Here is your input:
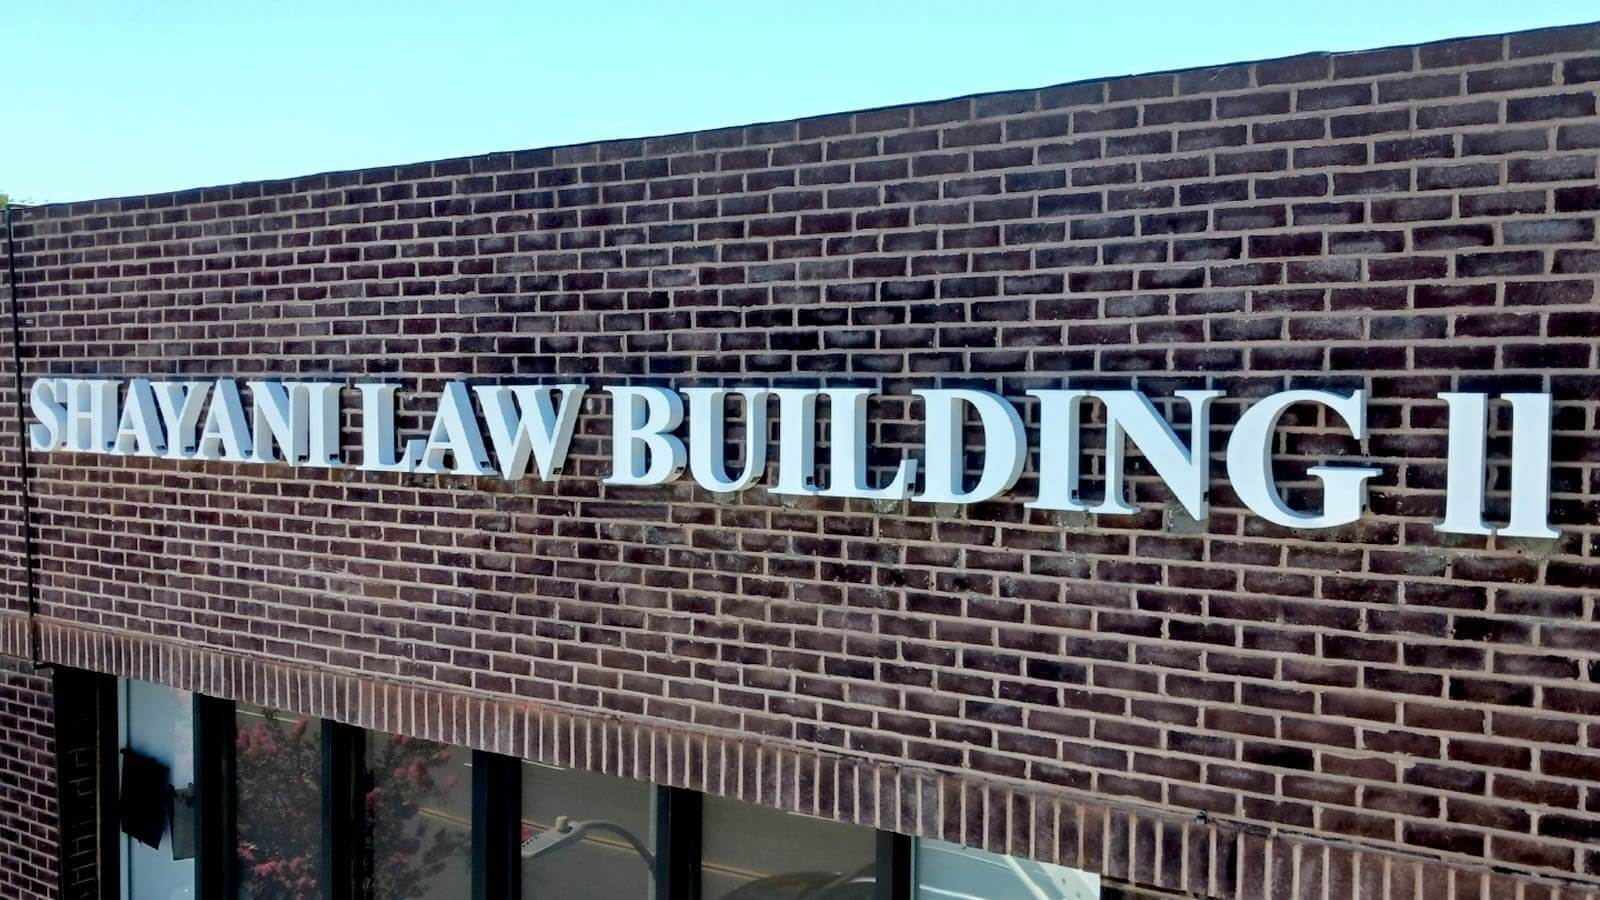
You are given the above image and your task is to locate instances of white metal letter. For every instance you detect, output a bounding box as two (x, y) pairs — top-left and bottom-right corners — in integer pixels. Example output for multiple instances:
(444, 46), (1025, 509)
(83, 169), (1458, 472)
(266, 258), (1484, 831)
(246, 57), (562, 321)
(819, 388), (915, 501)
(357, 383), (421, 473)
(1091, 390), (1220, 519)
(1225, 390), (1380, 529)
(110, 379), (167, 457)
(194, 379), (253, 461)
(1027, 389), (1091, 512)
(605, 386), (685, 486)
(1501, 392), (1559, 539)
(914, 389), (1025, 505)
(27, 378), (66, 452)
(152, 381), (213, 461)
(770, 388), (821, 496)
(415, 381), (494, 476)
(301, 383), (344, 468)
(63, 379), (118, 453)
(1438, 392), (1491, 535)
(248, 381), (308, 465)
(473, 384), (587, 481)
(684, 387), (771, 493)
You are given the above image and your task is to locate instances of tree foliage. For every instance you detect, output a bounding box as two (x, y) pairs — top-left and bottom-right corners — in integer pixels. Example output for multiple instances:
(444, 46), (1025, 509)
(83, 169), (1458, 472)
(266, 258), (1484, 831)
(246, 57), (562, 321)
(234, 711), (467, 900)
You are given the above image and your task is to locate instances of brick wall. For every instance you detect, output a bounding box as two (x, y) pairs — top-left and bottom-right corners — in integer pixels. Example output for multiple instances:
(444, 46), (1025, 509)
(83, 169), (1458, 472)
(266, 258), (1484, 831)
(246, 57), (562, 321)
(6, 21), (1600, 897)
(51, 669), (109, 900)
(0, 659), (58, 899)
(2, 206), (55, 900)
(2, 208), (38, 653)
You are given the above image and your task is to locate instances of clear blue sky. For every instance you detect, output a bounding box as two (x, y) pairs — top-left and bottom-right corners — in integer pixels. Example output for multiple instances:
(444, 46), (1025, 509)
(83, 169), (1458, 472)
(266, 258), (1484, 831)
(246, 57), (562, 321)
(4, 1), (1594, 203)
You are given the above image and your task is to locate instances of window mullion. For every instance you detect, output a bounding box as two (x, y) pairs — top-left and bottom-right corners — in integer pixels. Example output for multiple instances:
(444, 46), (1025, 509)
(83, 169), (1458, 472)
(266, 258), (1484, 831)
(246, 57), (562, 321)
(875, 831), (913, 900)
(472, 751), (520, 900)
(322, 722), (365, 900)
(193, 695), (236, 900)
(652, 786), (701, 900)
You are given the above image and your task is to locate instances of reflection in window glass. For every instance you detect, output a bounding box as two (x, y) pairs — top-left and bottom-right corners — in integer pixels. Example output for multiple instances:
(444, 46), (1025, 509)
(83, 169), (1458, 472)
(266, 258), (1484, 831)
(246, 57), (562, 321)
(915, 838), (1099, 900)
(363, 734), (473, 900)
(518, 763), (654, 899)
(234, 704), (324, 900)
(121, 679), (196, 900)
(700, 795), (877, 899)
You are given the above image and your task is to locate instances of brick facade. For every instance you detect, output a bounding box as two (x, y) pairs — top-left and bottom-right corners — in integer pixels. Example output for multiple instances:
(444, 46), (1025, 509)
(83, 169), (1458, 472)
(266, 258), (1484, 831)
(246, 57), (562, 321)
(5, 21), (1600, 898)
(51, 668), (111, 900)
(0, 659), (58, 899)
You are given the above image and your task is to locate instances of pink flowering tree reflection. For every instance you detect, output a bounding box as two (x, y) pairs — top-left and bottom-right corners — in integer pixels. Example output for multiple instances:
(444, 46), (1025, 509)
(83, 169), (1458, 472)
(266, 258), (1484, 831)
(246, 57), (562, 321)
(235, 715), (466, 900)
(235, 712), (322, 900)
(363, 735), (468, 899)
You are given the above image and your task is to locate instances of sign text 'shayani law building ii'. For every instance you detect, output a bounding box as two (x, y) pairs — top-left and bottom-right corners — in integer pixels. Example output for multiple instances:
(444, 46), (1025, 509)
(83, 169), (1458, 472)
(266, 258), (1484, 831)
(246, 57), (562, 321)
(29, 377), (1559, 537)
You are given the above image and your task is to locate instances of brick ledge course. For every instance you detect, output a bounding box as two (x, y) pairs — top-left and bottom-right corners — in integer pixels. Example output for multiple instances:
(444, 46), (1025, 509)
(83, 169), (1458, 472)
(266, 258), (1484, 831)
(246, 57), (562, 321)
(10, 614), (1594, 899)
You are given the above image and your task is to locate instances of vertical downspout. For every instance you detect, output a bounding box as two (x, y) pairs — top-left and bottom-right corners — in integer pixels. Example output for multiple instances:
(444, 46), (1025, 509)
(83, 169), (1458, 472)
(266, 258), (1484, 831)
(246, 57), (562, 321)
(2, 204), (41, 665)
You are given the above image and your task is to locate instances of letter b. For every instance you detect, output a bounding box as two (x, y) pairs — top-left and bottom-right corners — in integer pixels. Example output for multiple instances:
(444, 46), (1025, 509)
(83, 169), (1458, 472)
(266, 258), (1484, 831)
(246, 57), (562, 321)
(605, 387), (686, 486)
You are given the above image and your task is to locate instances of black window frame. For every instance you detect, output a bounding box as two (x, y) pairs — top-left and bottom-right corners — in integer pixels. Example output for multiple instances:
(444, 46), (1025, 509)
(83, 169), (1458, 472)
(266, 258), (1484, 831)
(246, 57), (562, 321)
(193, 694), (236, 900)
(471, 750), (520, 900)
(112, 684), (918, 900)
(653, 786), (701, 900)
(52, 667), (120, 900)
(323, 720), (365, 900)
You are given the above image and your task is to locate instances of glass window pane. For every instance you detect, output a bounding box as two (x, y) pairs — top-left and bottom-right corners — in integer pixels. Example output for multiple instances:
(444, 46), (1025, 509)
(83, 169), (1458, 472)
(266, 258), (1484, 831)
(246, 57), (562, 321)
(518, 763), (653, 899)
(363, 734), (472, 900)
(700, 795), (877, 899)
(233, 704), (324, 900)
(915, 838), (1099, 900)
(121, 679), (196, 900)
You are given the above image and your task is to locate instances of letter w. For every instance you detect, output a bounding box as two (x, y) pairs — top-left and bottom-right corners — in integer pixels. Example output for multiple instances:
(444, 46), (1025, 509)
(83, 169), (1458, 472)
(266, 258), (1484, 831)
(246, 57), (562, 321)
(472, 385), (588, 480)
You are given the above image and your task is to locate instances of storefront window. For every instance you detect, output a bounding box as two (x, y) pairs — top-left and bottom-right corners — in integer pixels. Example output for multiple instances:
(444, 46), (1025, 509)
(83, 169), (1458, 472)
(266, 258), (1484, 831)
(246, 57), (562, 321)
(234, 704), (324, 899)
(915, 838), (1099, 899)
(518, 762), (654, 898)
(362, 734), (473, 900)
(700, 795), (877, 899)
(112, 679), (937, 900)
(120, 679), (196, 900)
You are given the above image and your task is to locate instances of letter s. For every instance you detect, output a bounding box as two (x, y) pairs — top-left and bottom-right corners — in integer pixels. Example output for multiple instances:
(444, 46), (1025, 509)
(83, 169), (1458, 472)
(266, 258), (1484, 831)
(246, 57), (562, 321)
(28, 378), (66, 451)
